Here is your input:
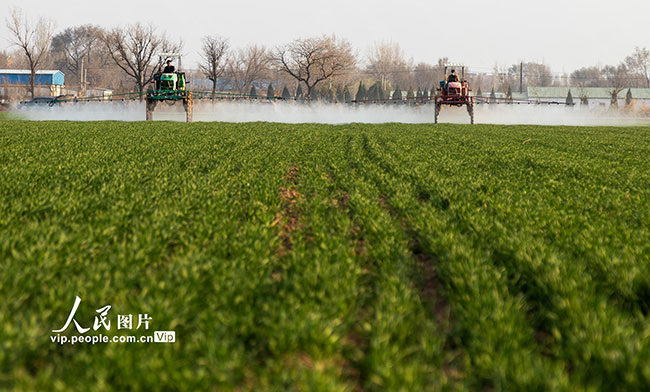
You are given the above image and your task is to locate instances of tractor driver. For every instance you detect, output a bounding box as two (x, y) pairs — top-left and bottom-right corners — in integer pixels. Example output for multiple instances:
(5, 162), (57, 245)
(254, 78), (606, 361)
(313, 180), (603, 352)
(447, 69), (459, 83)
(163, 60), (175, 74)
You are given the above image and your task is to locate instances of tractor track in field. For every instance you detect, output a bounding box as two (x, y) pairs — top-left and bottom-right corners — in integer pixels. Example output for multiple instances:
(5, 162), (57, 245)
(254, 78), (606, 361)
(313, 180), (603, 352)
(377, 194), (463, 382)
(272, 160), (373, 391)
(360, 133), (463, 381)
(331, 190), (367, 258)
(328, 185), (371, 391)
(268, 163), (369, 391)
(348, 131), (463, 382)
(376, 195), (451, 324)
(273, 164), (302, 259)
(370, 134), (571, 378)
(363, 137), (455, 331)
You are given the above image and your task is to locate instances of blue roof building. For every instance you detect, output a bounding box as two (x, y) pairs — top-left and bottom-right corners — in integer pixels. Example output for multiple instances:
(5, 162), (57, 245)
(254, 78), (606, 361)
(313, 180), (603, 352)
(0, 69), (65, 86)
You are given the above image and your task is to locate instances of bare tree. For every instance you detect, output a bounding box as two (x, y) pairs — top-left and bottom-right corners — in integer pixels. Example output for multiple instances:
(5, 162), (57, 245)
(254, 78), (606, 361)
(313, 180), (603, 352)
(0, 51), (12, 68)
(227, 45), (271, 93)
(526, 63), (553, 87)
(602, 64), (629, 106)
(199, 36), (229, 96)
(570, 66), (607, 88)
(101, 23), (181, 99)
(5, 7), (55, 98)
(274, 35), (356, 99)
(413, 62), (436, 90)
(625, 47), (650, 88)
(366, 41), (412, 90)
(506, 62), (553, 90)
(492, 64), (512, 92)
(51, 25), (107, 91)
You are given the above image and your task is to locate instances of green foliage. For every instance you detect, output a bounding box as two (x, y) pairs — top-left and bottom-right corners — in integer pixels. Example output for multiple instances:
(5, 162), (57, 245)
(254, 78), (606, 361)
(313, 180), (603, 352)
(369, 81), (384, 101)
(281, 86), (292, 100)
(266, 83), (275, 99)
(355, 82), (366, 102)
(295, 85), (304, 100)
(367, 84), (376, 101)
(392, 85), (402, 101)
(249, 85), (257, 98)
(1, 120), (650, 390)
(406, 86), (414, 100)
(343, 87), (351, 104)
(335, 87), (344, 103)
(566, 89), (574, 106)
(367, 82), (383, 102)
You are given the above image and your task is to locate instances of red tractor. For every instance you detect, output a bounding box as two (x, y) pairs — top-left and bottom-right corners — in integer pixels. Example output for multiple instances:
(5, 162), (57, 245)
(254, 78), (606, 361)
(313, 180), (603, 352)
(434, 65), (474, 124)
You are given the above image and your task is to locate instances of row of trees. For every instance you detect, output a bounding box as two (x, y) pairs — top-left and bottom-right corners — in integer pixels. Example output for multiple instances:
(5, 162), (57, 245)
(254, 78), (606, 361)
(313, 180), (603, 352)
(569, 49), (650, 90)
(241, 82), (437, 105)
(4, 9), (55, 98)
(486, 50), (650, 98)
(3, 8), (184, 99)
(4, 7), (650, 102)
(3, 8), (357, 100)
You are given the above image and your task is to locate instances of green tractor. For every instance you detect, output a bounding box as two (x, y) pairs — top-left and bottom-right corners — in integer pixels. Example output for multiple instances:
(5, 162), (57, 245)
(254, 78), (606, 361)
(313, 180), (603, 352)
(146, 53), (193, 122)
(158, 72), (186, 93)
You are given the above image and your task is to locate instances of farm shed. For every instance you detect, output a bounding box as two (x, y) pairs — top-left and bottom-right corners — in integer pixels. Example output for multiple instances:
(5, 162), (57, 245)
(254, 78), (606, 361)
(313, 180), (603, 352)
(0, 69), (65, 98)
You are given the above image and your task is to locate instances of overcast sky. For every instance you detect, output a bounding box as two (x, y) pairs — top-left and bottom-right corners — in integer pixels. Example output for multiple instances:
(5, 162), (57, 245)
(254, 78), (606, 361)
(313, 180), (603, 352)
(2, 0), (648, 75)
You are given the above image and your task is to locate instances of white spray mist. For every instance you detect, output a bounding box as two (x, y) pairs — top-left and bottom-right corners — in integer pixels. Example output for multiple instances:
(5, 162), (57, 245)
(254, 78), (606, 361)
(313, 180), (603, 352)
(14, 101), (650, 126)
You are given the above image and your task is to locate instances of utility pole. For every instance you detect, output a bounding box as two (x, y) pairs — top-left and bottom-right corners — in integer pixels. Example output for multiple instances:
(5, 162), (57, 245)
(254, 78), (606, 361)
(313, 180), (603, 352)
(80, 57), (84, 96)
(519, 61), (523, 94)
(80, 57), (88, 97)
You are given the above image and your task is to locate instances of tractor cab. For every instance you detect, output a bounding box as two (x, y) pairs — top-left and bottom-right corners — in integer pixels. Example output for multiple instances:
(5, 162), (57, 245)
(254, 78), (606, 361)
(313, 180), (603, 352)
(434, 63), (474, 124)
(152, 53), (188, 93)
(446, 82), (463, 96)
(438, 65), (470, 99)
(146, 53), (194, 123)
(158, 72), (186, 91)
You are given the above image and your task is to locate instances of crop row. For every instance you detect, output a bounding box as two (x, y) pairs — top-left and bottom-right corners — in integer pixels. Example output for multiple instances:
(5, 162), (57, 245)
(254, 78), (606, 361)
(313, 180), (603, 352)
(1, 120), (649, 390)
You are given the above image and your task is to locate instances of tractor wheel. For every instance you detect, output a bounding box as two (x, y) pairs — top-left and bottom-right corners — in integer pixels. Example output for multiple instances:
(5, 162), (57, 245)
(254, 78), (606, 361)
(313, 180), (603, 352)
(145, 98), (157, 121)
(467, 103), (474, 124)
(434, 102), (441, 124)
(183, 92), (193, 123)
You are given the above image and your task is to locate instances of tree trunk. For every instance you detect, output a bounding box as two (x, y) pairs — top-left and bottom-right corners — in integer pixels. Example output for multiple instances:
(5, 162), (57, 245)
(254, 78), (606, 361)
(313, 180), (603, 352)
(212, 81), (216, 100)
(30, 70), (35, 99)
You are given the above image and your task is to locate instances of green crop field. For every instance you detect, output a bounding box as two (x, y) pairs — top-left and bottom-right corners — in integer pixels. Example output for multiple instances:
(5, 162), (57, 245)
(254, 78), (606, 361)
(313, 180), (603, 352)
(1, 120), (649, 391)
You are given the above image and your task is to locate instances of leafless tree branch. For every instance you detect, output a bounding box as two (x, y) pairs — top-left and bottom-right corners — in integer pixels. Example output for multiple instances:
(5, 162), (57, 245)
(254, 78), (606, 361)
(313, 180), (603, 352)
(100, 23), (181, 99)
(5, 7), (55, 98)
(199, 35), (229, 96)
(273, 35), (355, 99)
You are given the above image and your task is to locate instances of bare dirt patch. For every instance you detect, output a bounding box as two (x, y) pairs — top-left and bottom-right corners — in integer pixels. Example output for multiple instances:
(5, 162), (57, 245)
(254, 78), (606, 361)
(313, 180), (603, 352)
(273, 164), (303, 258)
